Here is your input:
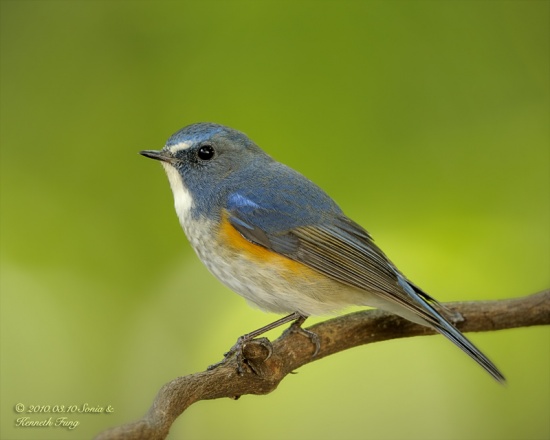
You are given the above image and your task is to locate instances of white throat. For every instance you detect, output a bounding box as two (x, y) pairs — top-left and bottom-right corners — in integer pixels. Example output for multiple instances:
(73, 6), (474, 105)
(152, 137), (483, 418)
(161, 162), (194, 227)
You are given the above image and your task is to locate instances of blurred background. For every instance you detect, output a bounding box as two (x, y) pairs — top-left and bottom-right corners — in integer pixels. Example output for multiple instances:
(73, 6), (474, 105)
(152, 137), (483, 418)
(1, 1), (549, 439)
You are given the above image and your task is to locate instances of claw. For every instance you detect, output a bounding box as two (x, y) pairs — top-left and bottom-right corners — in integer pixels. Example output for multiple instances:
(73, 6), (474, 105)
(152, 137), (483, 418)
(286, 320), (321, 356)
(252, 337), (273, 361)
(207, 358), (226, 371)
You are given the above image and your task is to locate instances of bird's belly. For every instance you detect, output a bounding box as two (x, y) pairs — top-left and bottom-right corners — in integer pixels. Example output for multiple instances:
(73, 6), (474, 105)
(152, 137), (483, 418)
(183, 216), (365, 316)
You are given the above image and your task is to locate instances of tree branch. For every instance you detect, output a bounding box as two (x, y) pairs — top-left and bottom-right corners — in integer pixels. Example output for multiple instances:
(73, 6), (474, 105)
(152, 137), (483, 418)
(96, 290), (550, 440)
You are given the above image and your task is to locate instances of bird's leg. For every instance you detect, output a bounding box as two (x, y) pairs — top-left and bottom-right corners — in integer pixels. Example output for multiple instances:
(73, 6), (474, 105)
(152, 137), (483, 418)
(208, 312), (318, 374)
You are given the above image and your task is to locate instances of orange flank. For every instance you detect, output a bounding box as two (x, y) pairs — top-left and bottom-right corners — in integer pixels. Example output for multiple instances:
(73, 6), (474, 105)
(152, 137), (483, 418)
(218, 214), (318, 278)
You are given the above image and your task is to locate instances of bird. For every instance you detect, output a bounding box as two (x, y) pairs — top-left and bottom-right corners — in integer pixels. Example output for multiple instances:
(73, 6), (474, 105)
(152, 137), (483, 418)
(140, 122), (505, 383)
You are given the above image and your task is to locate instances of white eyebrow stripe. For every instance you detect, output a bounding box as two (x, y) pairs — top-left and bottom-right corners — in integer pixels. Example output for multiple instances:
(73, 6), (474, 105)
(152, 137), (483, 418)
(168, 142), (192, 153)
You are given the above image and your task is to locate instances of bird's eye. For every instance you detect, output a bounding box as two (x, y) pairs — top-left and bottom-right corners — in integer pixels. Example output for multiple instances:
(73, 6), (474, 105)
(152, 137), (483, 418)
(197, 145), (215, 161)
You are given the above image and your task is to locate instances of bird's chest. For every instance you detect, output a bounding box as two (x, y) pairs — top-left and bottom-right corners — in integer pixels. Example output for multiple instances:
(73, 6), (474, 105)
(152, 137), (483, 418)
(180, 213), (274, 292)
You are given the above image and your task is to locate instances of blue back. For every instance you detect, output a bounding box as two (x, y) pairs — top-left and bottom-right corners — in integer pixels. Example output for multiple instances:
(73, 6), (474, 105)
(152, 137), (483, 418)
(225, 161), (343, 234)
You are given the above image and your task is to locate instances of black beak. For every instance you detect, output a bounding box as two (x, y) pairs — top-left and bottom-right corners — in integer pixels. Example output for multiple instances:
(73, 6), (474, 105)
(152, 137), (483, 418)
(139, 149), (174, 163)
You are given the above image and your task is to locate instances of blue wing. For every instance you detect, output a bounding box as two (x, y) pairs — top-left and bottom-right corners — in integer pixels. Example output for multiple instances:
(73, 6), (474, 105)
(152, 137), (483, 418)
(224, 165), (398, 295)
(226, 167), (343, 234)
(226, 164), (345, 254)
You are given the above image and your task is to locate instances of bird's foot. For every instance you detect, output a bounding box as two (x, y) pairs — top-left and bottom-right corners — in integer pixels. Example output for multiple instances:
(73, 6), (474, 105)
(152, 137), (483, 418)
(207, 336), (273, 375)
(284, 319), (321, 357)
(207, 312), (313, 374)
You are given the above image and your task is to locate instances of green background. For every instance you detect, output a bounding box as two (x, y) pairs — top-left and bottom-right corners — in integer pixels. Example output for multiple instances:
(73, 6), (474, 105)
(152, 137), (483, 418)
(1, 1), (549, 439)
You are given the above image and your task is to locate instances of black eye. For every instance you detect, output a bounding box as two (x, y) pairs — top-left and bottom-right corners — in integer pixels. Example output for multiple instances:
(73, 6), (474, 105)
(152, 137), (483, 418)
(197, 145), (215, 161)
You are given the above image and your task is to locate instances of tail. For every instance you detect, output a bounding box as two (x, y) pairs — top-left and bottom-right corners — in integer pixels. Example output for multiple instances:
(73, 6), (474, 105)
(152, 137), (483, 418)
(398, 276), (506, 384)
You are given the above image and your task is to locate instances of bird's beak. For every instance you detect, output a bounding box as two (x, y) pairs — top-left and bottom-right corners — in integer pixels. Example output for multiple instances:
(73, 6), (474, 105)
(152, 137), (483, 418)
(139, 149), (175, 163)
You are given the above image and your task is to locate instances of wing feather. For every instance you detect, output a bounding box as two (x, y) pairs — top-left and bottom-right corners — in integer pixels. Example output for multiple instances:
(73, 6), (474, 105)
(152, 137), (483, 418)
(289, 222), (442, 326)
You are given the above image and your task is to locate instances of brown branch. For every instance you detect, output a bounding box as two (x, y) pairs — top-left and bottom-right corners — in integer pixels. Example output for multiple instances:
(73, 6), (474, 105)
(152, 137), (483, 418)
(96, 290), (550, 440)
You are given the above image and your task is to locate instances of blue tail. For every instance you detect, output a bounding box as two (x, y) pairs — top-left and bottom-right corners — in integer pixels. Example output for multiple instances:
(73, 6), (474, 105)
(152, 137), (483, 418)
(398, 276), (505, 383)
